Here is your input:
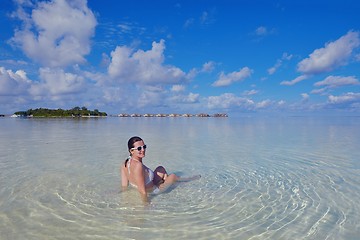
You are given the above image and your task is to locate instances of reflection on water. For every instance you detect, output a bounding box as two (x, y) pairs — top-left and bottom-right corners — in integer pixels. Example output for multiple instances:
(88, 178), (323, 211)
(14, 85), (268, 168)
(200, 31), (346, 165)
(0, 116), (359, 239)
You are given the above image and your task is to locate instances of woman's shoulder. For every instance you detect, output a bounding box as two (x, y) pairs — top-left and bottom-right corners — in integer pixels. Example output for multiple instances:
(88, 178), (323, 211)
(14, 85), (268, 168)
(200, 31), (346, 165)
(131, 160), (144, 172)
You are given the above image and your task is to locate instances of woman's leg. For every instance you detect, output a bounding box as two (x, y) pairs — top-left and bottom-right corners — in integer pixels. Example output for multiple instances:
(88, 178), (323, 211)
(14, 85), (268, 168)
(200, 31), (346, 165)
(153, 166), (179, 188)
(153, 166), (167, 185)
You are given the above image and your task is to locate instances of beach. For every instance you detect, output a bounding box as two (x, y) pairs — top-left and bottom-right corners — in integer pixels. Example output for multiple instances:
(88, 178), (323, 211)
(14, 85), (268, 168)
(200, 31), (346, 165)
(0, 116), (359, 239)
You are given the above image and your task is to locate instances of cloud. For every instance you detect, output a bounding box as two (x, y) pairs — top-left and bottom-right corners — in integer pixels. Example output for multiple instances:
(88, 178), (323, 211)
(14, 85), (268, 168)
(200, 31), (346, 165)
(280, 75), (309, 86)
(186, 61), (216, 80)
(282, 31), (360, 87)
(208, 93), (254, 109)
(184, 9), (216, 29)
(278, 100), (286, 106)
(297, 31), (360, 75)
(253, 26), (276, 39)
(212, 67), (253, 87)
(328, 92), (360, 105)
(0, 67), (31, 96)
(301, 93), (310, 102)
(108, 39), (186, 84)
(242, 89), (258, 96)
(314, 75), (359, 87)
(30, 68), (85, 96)
(255, 26), (268, 36)
(312, 75), (359, 94)
(137, 86), (167, 108)
(200, 10), (216, 25)
(171, 85), (185, 92)
(10, 0), (97, 68)
(207, 93), (273, 111)
(268, 53), (293, 75)
(170, 92), (200, 104)
(183, 18), (195, 28)
(256, 99), (272, 109)
(201, 61), (216, 73)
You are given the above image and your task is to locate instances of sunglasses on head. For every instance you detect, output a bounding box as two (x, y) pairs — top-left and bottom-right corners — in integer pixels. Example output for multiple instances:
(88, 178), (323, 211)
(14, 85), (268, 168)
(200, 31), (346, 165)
(131, 145), (147, 151)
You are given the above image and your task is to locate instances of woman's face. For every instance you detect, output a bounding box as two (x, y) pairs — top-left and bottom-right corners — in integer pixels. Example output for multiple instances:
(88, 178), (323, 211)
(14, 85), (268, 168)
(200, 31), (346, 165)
(131, 140), (146, 158)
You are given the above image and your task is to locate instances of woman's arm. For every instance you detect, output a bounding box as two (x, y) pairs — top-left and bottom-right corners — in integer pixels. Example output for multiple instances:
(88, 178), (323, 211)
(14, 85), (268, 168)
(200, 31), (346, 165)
(120, 164), (128, 191)
(132, 162), (148, 203)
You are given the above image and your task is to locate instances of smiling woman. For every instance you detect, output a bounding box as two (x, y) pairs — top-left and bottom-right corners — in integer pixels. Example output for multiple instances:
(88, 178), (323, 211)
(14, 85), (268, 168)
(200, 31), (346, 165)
(121, 136), (181, 203)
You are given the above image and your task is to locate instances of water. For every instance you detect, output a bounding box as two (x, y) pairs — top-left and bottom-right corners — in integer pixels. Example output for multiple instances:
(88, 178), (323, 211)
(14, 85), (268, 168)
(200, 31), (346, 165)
(0, 116), (359, 239)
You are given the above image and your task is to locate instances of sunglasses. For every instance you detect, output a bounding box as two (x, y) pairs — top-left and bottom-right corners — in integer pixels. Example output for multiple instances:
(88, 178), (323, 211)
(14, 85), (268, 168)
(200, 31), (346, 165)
(130, 145), (147, 151)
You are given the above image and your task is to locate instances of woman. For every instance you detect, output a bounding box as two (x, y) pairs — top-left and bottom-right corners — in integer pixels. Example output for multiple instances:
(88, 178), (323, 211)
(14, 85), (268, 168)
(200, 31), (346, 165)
(121, 136), (179, 203)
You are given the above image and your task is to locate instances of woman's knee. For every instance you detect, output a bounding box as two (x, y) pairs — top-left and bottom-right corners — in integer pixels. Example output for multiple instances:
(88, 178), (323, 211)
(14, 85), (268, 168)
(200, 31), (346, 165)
(154, 166), (166, 174)
(167, 173), (178, 183)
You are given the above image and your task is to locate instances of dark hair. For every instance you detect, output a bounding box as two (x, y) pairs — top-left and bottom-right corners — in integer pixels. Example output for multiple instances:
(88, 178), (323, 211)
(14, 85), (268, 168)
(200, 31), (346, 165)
(128, 136), (143, 150)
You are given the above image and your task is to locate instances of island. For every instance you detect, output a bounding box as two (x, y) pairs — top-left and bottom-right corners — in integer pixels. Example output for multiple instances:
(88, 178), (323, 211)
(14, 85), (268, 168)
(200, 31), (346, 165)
(13, 107), (107, 118)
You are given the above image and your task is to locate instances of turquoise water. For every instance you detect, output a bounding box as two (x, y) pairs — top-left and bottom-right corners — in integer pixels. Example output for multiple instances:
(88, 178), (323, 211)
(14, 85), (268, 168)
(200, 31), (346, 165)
(0, 116), (359, 239)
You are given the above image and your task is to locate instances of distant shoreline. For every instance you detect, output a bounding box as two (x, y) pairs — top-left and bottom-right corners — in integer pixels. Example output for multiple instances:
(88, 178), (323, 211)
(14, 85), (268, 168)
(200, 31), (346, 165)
(114, 113), (228, 118)
(3, 113), (228, 118)
(2, 107), (228, 118)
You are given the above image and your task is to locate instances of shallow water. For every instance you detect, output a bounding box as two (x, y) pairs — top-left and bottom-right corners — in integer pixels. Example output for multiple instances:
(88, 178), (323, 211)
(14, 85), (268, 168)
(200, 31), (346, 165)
(0, 116), (359, 239)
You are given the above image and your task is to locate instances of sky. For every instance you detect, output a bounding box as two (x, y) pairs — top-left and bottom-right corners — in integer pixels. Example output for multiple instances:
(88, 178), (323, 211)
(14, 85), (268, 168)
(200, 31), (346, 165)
(1, 0), (360, 116)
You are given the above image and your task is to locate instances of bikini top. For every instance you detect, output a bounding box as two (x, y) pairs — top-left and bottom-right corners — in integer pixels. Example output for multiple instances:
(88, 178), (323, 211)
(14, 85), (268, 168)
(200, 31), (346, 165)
(126, 158), (154, 187)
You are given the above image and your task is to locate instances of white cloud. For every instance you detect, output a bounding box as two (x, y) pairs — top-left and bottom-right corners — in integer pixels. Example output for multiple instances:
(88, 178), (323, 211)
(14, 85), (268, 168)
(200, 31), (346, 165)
(314, 75), (359, 87)
(255, 26), (268, 36)
(280, 75), (309, 86)
(183, 18), (194, 28)
(171, 85), (185, 92)
(185, 61), (216, 80)
(297, 31), (360, 75)
(200, 11), (209, 24)
(30, 68), (85, 96)
(310, 88), (325, 95)
(102, 87), (125, 103)
(0, 67), (31, 96)
(301, 93), (310, 101)
(312, 75), (359, 94)
(201, 61), (216, 73)
(207, 93), (272, 111)
(243, 89), (258, 96)
(186, 93), (200, 103)
(268, 53), (293, 75)
(328, 92), (360, 104)
(253, 26), (276, 38)
(200, 10), (215, 25)
(118, 23), (132, 33)
(256, 100), (272, 109)
(207, 93), (254, 109)
(356, 53), (360, 61)
(137, 88), (165, 108)
(278, 100), (286, 106)
(170, 92), (199, 104)
(212, 67), (253, 87)
(108, 40), (186, 84)
(268, 62), (280, 75)
(10, 0), (97, 68)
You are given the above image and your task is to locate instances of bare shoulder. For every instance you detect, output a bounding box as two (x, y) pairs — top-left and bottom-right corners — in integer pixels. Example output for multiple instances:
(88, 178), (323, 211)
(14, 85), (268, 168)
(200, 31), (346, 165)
(132, 161), (144, 173)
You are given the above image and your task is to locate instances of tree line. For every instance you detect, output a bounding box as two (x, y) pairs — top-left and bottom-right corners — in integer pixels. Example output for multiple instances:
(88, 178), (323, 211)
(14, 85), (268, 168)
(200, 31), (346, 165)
(14, 107), (107, 117)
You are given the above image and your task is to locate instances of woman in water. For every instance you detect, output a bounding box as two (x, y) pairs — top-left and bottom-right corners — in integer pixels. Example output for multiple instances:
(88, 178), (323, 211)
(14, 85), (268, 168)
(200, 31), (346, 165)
(121, 136), (179, 203)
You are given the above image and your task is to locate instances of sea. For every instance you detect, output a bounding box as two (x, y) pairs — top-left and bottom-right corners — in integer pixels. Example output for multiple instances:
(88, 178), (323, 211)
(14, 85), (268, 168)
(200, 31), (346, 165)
(0, 116), (359, 240)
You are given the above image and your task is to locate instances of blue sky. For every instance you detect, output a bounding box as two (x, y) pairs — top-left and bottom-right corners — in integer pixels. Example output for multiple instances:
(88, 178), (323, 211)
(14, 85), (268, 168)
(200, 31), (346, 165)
(1, 0), (360, 115)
